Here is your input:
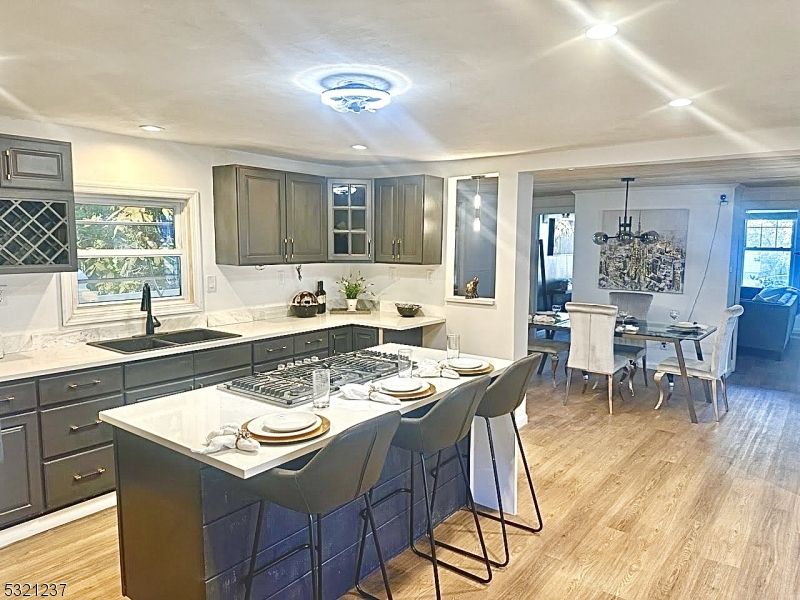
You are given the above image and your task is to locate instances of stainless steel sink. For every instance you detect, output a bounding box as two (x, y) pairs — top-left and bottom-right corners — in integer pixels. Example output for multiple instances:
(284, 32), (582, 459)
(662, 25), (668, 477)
(88, 328), (241, 354)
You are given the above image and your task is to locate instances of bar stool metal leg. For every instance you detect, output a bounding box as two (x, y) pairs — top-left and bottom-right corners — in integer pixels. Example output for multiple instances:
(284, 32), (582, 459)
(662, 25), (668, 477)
(244, 500), (266, 600)
(308, 514), (318, 600)
(409, 453), (443, 600)
(315, 515), (323, 600)
(354, 491), (394, 600)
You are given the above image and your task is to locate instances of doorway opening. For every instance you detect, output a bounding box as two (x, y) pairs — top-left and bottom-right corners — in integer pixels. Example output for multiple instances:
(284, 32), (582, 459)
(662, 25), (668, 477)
(534, 212), (575, 312)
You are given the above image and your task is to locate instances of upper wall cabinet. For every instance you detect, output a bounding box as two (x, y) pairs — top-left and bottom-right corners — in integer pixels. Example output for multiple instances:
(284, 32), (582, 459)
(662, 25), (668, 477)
(0, 134), (77, 274)
(328, 179), (373, 262)
(374, 175), (443, 265)
(213, 165), (327, 265)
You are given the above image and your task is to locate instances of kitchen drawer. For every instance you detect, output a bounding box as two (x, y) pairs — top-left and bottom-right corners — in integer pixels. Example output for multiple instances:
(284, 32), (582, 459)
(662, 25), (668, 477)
(40, 394), (123, 459)
(39, 366), (123, 406)
(253, 360), (283, 374)
(0, 380), (36, 416)
(124, 378), (195, 404)
(194, 367), (252, 389)
(125, 353), (194, 389)
(43, 444), (115, 509)
(294, 330), (329, 353)
(253, 336), (294, 363)
(194, 344), (251, 376)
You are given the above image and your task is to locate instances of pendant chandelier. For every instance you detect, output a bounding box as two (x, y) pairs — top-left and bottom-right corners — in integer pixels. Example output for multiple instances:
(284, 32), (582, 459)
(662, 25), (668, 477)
(472, 175), (482, 232)
(592, 177), (660, 245)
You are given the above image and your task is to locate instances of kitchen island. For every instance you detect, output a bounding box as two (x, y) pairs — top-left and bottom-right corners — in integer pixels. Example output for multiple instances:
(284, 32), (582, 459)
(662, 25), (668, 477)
(100, 345), (517, 600)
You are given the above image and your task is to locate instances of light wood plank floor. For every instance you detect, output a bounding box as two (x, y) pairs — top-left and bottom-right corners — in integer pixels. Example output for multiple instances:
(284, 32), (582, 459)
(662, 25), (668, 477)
(2, 346), (799, 599)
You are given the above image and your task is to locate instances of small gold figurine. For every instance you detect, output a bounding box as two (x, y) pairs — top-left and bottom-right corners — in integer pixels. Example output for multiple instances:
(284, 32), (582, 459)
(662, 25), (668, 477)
(465, 276), (479, 299)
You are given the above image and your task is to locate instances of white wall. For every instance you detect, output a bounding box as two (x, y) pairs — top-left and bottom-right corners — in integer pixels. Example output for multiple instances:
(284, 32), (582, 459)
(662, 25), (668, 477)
(572, 185), (737, 362)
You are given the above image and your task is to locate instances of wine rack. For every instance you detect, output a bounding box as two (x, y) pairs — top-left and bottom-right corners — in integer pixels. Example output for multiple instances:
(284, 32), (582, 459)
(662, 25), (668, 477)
(0, 198), (73, 269)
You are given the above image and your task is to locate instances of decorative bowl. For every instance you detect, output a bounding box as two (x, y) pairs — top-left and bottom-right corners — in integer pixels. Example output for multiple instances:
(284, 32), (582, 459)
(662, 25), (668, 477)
(292, 291), (319, 318)
(395, 303), (421, 318)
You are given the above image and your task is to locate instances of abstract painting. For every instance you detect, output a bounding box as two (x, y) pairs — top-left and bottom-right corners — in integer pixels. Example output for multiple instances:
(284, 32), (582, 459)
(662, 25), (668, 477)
(598, 208), (689, 294)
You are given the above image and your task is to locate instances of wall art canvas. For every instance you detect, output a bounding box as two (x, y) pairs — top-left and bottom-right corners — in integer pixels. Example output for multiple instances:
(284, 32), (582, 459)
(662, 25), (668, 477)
(598, 208), (689, 294)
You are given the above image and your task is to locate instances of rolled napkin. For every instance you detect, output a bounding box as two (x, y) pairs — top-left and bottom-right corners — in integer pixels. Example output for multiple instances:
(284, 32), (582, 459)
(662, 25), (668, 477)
(191, 422), (261, 454)
(414, 358), (460, 379)
(532, 315), (556, 324)
(340, 383), (402, 405)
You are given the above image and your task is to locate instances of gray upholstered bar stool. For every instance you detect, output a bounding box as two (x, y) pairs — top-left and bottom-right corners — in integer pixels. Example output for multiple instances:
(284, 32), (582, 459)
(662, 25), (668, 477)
(243, 411), (401, 600)
(361, 376), (492, 600)
(471, 352), (544, 568)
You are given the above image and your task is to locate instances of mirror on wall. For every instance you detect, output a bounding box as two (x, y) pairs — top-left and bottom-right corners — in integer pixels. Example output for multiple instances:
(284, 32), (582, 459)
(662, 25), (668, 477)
(453, 176), (498, 298)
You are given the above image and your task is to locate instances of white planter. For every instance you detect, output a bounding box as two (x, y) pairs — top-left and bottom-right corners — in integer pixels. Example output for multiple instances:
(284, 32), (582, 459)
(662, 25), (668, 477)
(346, 299), (358, 312)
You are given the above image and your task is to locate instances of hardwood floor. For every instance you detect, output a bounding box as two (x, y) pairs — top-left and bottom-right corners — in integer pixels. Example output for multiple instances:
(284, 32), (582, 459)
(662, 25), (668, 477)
(2, 346), (799, 599)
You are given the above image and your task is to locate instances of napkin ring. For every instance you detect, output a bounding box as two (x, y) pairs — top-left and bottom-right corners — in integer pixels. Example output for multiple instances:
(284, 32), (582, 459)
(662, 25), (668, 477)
(235, 428), (252, 451)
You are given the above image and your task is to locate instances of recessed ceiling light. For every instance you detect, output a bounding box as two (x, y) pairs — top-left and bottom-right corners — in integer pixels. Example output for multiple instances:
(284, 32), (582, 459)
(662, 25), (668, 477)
(585, 24), (618, 40)
(139, 125), (164, 132)
(668, 98), (693, 107)
(351, 144), (368, 150)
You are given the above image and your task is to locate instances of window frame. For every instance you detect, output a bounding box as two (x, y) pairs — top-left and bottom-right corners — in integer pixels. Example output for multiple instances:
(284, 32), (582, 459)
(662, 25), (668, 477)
(60, 183), (203, 327)
(742, 211), (797, 289)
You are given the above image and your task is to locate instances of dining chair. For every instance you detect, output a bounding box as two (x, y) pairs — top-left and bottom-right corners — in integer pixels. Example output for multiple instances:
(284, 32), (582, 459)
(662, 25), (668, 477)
(653, 305), (744, 422)
(609, 291), (654, 392)
(564, 302), (632, 414)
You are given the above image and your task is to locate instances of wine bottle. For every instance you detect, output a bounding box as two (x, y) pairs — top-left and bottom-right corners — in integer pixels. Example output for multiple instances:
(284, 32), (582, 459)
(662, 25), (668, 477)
(315, 280), (327, 314)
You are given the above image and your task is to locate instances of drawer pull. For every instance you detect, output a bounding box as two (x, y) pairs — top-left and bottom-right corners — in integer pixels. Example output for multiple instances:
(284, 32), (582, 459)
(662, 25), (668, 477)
(305, 338), (324, 345)
(68, 379), (102, 390)
(73, 467), (106, 482)
(0, 395), (14, 403)
(267, 346), (288, 353)
(69, 420), (102, 433)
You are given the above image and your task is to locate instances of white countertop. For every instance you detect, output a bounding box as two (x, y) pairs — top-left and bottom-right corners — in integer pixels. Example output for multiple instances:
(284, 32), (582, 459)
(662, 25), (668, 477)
(0, 312), (445, 383)
(99, 344), (509, 479)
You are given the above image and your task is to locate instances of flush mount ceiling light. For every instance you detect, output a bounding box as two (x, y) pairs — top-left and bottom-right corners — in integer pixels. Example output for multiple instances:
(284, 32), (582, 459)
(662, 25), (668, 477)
(585, 23), (618, 40)
(321, 82), (390, 113)
(351, 144), (368, 150)
(139, 125), (164, 132)
(669, 98), (693, 107)
(592, 178), (660, 246)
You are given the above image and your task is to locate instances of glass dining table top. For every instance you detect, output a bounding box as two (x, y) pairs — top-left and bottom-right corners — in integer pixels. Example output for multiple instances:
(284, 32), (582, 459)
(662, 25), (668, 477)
(531, 316), (717, 342)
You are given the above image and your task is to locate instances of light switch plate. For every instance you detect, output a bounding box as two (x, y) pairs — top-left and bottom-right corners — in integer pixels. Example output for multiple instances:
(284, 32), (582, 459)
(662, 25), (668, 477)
(277, 270), (286, 285)
(206, 275), (217, 293)
(389, 267), (396, 281)
(426, 270), (434, 284)
(0, 285), (6, 306)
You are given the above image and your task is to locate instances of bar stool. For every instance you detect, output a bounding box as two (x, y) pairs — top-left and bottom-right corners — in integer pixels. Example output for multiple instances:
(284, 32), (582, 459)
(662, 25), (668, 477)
(358, 376), (492, 600)
(243, 411), (401, 600)
(473, 353), (543, 567)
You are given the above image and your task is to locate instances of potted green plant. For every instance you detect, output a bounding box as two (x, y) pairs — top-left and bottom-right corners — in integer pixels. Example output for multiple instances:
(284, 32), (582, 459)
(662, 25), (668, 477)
(337, 273), (373, 312)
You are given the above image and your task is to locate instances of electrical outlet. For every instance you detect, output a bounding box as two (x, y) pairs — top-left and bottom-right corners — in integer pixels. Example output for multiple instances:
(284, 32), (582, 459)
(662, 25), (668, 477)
(661, 342), (668, 350)
(277, 270), (286, 285)
(0, 285), (6, 306)
(426, 269), (434, 284)
(206, 275), (217, 293)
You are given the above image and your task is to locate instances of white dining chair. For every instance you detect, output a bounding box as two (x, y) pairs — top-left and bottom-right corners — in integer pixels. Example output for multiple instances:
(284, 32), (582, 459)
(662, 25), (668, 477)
(609, 291), (654, 393)
(653, 305), (744, 422)
(564, 302), (632, 415)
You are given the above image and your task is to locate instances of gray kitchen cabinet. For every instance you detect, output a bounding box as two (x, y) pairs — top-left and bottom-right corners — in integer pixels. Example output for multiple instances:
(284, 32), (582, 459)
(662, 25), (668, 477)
(194, 344), (252, 376)
(328, 179), (373, 261)
(124, 378), (195, 404)
(286, 172), (327, 263)
(194, 367), (252, 389)
(124, 354), (194, 390)
(374, 175), (443, 265)
(353, 326), (379, 351)
(43, 444), (115, 509)
(0, 381), (37, 417)
(39, 366), (123, 407)
(384, 327), (423, 347)
(253, 336), (293, 364)
(39, 394), (123, 459)
(329, 327), (354, 356)
(0, 411), (44, 527)
(213, 165), (326, 266)
(0, 135), (73, 192)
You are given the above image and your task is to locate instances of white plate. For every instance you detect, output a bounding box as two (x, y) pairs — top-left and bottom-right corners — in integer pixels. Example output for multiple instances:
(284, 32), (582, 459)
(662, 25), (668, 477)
(672, 321), (701, 330)
(447, 358), (486, 370)
(247, 414), (322, 438)
(380, 378), (425, 393)
(261, 411), (320, 433)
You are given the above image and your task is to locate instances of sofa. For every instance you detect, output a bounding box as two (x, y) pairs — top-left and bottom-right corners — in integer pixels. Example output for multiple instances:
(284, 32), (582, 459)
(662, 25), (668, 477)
(737, 286), (799, 360)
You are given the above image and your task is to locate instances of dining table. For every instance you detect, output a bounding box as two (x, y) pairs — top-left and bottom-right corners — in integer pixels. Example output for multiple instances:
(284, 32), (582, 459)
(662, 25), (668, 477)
(530, 315), (717, 423)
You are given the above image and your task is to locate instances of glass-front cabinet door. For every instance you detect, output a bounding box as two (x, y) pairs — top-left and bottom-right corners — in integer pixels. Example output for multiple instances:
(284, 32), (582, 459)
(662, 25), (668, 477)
(328, 179), (373, 261)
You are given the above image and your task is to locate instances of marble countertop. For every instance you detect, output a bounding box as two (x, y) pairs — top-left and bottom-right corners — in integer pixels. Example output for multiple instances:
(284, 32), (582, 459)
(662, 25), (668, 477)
(0, 313), (445, 383)
(99, 344), (509, 479)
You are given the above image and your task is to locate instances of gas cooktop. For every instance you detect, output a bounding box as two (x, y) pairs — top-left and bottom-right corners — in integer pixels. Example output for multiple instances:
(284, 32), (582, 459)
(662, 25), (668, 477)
(220, 350), (408, 407)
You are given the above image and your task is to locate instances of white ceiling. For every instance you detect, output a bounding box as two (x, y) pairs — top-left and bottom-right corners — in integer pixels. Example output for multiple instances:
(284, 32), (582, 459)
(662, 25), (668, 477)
(0, 1), (798, 164)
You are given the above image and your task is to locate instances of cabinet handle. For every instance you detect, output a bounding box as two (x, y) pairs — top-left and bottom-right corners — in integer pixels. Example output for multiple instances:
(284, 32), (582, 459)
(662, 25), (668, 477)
(0, 395), (14, 403)
(69, 420), (102, 432)
(284, 238), (289, 261)
(68, 379), (102, 390)
(397, 238), (402, 259)
(290, 238), (294, 259)
(305, 338), (324, 345)
(73, 467), (106, 482)
(267, 346), (288, 353)
(391, 240), (396, 259)
(367, 238), (371, 257)
(3, 150), (10, 180)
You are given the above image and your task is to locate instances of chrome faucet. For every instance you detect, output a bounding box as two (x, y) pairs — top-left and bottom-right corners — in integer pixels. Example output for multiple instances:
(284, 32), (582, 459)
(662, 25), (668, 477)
(140, 283), (161, 335)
